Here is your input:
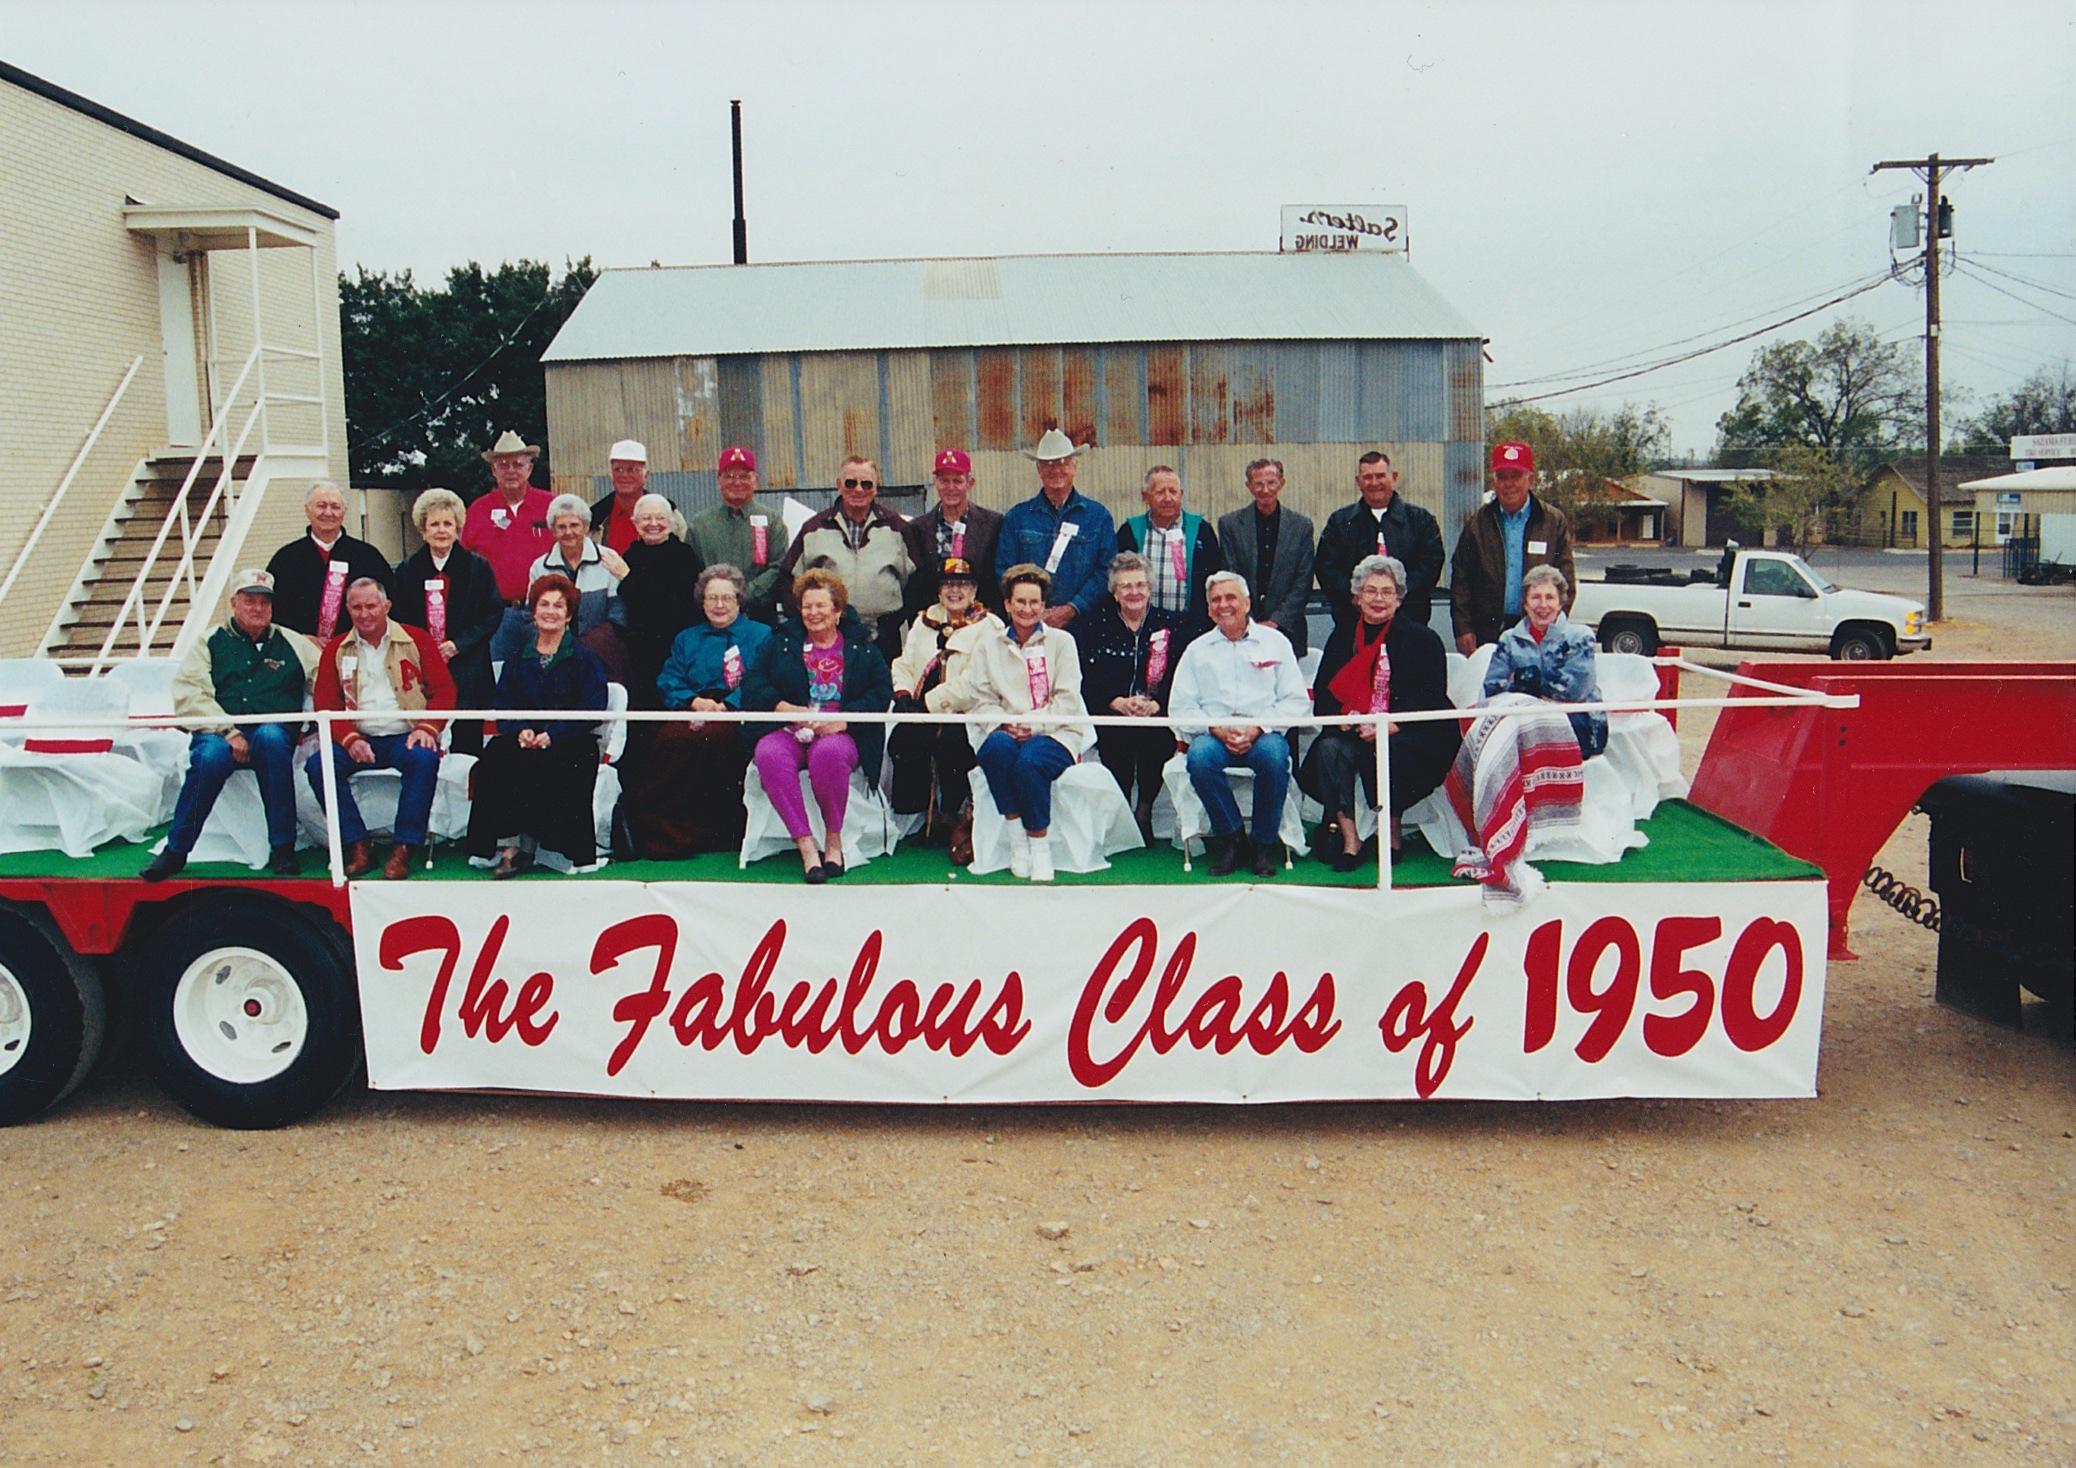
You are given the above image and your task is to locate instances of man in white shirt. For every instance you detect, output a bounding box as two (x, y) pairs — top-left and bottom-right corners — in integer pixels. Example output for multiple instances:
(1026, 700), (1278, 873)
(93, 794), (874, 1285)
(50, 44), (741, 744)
(1169, 571), (1312, 877)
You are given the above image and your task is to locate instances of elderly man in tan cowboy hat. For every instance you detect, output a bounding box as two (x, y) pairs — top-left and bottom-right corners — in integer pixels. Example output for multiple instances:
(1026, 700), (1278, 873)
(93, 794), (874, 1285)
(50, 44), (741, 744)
(995, 427), (1115, 627)
(461, 429), (558, 661)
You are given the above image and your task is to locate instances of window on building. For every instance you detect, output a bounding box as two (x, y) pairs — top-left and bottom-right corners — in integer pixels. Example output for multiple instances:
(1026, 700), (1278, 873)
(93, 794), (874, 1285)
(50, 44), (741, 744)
(1951, 509), (1975, 537)
(1900, 510), (1919, 544)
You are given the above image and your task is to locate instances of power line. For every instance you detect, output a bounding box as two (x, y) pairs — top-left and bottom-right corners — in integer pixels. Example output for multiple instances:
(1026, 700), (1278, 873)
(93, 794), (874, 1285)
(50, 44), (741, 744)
(356, 289), (560, 454)
(1952, 263), (2076, 329)
(1489, 274), (1895, 407)
(1959, 256), (2076, 304)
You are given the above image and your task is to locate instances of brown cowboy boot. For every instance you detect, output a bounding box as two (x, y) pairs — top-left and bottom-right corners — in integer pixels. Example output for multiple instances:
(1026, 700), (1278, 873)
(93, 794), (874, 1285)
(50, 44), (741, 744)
(342, 838), (377, 878)
(382, 843), (417, 880)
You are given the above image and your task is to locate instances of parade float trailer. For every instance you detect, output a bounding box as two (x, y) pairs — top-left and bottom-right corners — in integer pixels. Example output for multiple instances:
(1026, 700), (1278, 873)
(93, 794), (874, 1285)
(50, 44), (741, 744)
(1, 658), (2069, 1130)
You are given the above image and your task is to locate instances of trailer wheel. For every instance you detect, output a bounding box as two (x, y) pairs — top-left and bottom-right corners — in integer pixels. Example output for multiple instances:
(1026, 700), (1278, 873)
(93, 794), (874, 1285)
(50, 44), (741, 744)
(136, 897), (360, 1130)
(0, 903), (106, 1126)
(1830, 624), (1893, 661)
(1601, 618), (1659, 656)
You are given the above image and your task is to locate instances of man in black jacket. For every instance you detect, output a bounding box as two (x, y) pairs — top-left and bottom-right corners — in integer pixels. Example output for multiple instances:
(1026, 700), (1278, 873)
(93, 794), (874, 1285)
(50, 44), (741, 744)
(264, 480), (393, 639)
(904, 448), (1003, 614)
(1315, 451), (1444, 630)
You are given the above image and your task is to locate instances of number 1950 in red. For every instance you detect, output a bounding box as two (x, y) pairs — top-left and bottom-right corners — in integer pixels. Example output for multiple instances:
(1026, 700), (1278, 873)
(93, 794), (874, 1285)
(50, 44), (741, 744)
(1523, 916), (1803, 1062)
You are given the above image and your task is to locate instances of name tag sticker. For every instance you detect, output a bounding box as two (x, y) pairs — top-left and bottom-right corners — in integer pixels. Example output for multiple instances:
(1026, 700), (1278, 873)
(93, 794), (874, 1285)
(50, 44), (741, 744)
(1528, 539), (1548, 554)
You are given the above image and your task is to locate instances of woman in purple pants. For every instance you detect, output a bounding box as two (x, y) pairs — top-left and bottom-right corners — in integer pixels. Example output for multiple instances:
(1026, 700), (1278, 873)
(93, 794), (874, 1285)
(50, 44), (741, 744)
(742, 568), (892, 883)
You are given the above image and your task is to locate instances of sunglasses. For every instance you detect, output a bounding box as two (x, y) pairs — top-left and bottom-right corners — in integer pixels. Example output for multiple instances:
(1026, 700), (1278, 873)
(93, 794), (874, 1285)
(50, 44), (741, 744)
(842, 478), (878, 491)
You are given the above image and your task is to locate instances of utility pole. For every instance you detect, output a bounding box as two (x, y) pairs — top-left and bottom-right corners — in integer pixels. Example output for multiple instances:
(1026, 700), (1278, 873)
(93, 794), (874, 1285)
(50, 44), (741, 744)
(1871, 152), (1992, 621)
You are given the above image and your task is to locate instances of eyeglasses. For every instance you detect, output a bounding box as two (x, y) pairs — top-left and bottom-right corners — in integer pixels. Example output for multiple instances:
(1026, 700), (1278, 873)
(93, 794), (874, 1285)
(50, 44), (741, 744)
(842, 478), (878, 491)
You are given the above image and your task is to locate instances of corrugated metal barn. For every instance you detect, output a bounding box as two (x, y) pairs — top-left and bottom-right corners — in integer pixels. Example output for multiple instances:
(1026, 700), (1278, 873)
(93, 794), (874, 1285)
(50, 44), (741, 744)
(541, 251), (1485, 535)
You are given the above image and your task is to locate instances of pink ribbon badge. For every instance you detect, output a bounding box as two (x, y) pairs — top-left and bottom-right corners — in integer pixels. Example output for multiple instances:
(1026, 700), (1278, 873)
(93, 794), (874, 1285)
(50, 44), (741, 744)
(425, 579), (448, 644)
(1167, 530), (1187, 586)
(1145, 628), (1170, 687)
(1024, 647), (1051, 708)
(950, 520), (965, 559)
(723, 644), (744, 690)
(751, 515), (769, 566)
(317, 559), (349, 639)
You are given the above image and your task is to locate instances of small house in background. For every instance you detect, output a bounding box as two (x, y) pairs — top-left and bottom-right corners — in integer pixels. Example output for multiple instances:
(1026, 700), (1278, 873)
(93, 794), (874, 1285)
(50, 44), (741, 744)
(1631, 467), (1775, 548)
(1856, 455), (2008, 551)
(540, 252), (1486, 536)
(1565, 476), (1667, 545)
(0, 61), (348, 663)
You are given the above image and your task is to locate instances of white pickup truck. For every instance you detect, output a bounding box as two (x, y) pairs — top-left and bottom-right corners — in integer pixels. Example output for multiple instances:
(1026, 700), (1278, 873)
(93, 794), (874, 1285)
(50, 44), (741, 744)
(1571, 545), (1930, 660)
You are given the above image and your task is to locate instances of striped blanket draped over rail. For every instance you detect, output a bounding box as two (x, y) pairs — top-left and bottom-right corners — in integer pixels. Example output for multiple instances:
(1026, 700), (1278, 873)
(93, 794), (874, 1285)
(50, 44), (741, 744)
(1444, 692), (1586, 904)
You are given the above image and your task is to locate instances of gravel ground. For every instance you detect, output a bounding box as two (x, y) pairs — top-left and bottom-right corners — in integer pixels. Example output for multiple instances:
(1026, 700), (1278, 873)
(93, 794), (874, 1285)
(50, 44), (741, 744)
(4, 598), (2071, 1467)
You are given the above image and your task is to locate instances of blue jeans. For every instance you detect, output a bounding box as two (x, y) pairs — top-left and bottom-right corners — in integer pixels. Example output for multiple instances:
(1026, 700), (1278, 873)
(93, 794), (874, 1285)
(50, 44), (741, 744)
(166, 723), (300, 855)
(1184, 730), (1292, 841)
(489, 606), (534, 664)
(305, 733), (442, 845)
(975, 732), (1075, 833)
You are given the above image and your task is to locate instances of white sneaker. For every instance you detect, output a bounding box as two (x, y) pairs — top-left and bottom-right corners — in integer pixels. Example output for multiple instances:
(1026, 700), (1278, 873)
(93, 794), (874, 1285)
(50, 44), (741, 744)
(1029, 838), (1055, 883)
(1007, 827), (1032, 879)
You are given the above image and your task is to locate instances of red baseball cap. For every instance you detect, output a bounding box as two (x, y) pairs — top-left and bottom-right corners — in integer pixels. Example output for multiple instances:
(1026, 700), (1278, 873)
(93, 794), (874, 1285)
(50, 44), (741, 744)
(718, 445), (757, 472)
(933, 448), (972, 475)
(1491, 441), (1535, 475)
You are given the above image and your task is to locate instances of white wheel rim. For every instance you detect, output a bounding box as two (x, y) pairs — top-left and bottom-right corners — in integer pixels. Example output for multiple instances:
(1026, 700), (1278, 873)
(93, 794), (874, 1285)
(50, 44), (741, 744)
(171, 946), (309, 1084)
(0, 964), (29, 1079)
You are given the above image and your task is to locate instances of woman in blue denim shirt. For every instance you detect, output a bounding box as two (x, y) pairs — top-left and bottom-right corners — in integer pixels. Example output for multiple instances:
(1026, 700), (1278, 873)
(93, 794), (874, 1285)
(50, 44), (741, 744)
(1481, 564), (1607, 757)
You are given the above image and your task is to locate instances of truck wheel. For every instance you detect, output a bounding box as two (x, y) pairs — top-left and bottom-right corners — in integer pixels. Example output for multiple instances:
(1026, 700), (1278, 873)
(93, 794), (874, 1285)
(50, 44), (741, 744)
(0, 903), (106, 1126)
(135, 896), (360, 1130)
(1830, 625), (1892, 661)
(1601, 618), (1659, 656)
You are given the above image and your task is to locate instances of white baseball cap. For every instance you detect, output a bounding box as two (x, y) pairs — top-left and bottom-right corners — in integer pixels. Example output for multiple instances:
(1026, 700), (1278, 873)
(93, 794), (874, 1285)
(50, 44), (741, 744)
(609, 439), (648, 464)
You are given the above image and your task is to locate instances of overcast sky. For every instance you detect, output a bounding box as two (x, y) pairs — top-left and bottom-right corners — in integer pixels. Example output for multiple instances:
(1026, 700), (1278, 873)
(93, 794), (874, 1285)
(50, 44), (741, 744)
(5, 0), (2071, 457)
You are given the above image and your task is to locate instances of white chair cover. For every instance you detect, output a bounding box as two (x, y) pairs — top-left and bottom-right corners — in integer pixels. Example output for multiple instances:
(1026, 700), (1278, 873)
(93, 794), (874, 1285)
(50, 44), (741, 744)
(0, 740), (169, 856)
(98, 658), (187, 811)
(1158, 750), (1307, 867)
(0, 659), (68, 742)
(295, 752), (477, 847)
(965, 761), (1143, 876)
(163, 767), (278, 869)
(739, 765), (899, 869)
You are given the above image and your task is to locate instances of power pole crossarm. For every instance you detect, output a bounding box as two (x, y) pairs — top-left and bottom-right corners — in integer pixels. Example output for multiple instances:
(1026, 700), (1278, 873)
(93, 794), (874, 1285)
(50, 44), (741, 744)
(1869, 152), (1994, 623)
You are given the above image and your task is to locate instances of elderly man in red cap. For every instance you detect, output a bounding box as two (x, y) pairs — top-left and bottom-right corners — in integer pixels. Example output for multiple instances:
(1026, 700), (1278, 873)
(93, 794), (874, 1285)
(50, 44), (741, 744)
(904, 447), (1002, 615)
(1448, 440), (1576, 653)
(461, 429), (558, 661)
(686, 445), (790, 621)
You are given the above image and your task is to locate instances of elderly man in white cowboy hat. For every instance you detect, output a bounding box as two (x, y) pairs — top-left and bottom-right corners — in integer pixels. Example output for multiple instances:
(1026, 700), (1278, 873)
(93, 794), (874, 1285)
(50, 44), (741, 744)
(995, 427), (1116, 628)
(461, 428), (558, 662)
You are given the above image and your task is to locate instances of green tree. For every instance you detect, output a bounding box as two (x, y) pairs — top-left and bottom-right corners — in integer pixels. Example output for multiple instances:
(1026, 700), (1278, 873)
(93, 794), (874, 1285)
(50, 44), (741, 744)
(1485, 401), (1671, 531)
(341, 257), (597, 495)
(1722, 445), (1858, 555)
(1713, 318), (1920, 469)
(1952, 360), (2076, 450)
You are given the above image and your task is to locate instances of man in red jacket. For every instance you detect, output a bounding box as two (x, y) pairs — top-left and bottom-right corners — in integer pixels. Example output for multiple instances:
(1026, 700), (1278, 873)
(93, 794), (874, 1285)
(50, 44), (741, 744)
(306, 578), (456, 878)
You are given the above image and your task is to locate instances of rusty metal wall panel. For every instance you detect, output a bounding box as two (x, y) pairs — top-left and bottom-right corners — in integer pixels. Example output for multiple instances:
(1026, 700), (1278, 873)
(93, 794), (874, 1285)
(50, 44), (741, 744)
(931, 348), (977, 454)
(975, 348), (1019, 451)
(1443, 438), (1485, 537)
(884, 349), (933, 485)
(1311, 342), (1363, 440)
(1146, 345), (1186, 445)
(1061, 347), (1098, 447)
(754, 356), (800, 488)
(1229, 346), (1275, 444)
(1190, 343), (1231, 444)
(1019, 346), (1062, 444)
(674, 356), (721, 471)
(799, 351), (880, 482)
(716, 356), (762, 471)
(1101, 346), (1141, 445)
(1445, 339), (1484, 445)
(1267, 347), (1317, 442)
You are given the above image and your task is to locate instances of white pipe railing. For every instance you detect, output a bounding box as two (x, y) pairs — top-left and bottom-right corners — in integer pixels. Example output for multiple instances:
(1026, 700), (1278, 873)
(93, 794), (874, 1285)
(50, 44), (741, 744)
(11, 662), (1853, 890)
(0, 356), (145, 611)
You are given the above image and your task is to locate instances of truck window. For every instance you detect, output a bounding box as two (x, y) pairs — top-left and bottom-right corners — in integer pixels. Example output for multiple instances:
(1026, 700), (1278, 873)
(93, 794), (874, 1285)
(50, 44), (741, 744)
(1743, 559), (1816, 598)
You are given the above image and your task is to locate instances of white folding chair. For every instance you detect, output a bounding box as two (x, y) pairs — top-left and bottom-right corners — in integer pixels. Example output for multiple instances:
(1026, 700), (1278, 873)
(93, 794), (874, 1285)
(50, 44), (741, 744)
(739, 763), (899, 870)
(1158, 749), (1306, 871)
(964, 760), (1143, 876)
(0, 677), (171, 857)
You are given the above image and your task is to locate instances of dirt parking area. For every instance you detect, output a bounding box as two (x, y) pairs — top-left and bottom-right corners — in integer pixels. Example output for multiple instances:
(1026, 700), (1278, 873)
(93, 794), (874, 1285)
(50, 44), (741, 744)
(4, 599), (2071, 1467)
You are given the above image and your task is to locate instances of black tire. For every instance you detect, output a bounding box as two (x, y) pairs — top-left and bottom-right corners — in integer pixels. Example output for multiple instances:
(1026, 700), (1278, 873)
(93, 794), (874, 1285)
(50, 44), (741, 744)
(1601, 618), (1659, 656)
(0, 901), (106, 1126)
(1830, 625), (1892, 661)
(134, 895), (360, 1129)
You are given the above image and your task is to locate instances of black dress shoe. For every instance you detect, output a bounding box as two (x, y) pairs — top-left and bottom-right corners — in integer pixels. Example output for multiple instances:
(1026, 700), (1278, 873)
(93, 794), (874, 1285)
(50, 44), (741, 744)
(1207, 833), (1248, 877)
(821, 858), (845, 880)
(140, 850), (186, 882)
(1250, 839), (1281, 879)
(1332, 847), (1362, 875)
(803, 862), (828, 886)
(268, 845), (300, 877)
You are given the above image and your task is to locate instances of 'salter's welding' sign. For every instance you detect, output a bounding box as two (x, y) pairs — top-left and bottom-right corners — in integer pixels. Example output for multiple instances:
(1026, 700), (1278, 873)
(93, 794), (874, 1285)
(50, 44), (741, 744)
(1280, 205), (1407, 254)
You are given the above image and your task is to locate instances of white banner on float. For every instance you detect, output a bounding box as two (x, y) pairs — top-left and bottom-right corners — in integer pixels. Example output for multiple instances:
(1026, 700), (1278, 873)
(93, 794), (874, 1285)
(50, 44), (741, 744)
(350, 881), (1827, 1104)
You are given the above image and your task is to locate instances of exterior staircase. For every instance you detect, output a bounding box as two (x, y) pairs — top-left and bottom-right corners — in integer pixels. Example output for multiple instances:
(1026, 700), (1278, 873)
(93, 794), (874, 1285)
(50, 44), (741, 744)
(50, 453), (256, 661)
